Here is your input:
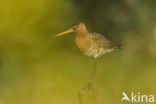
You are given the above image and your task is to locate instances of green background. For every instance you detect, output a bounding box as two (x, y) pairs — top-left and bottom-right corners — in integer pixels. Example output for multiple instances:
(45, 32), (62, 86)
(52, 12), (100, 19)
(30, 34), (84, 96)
(0, 0), (156, 104)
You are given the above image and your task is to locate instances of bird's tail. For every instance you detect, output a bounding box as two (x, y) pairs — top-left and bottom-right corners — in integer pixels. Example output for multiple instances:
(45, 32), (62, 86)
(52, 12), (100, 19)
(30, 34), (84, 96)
(113, 43), (122, 49)
(115, 44), (122, 49)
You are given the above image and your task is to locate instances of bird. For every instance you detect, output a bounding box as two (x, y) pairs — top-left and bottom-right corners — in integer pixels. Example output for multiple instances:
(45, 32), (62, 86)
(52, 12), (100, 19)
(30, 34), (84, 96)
(56, 22), (121, 85)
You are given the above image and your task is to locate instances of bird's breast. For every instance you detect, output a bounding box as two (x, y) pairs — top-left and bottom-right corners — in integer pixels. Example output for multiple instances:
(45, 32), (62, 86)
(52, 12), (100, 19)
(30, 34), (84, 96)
(75, 33), (91, 53)
(75, 34), (99, 58)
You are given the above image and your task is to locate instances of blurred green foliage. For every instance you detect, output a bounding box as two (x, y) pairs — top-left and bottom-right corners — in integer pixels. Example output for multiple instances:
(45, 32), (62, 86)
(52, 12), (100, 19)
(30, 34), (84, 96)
(0, 0), (156, 104)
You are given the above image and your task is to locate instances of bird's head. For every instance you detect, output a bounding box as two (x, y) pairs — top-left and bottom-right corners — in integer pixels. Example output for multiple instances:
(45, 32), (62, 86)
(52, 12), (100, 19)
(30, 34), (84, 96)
(56, 22), (86, 36)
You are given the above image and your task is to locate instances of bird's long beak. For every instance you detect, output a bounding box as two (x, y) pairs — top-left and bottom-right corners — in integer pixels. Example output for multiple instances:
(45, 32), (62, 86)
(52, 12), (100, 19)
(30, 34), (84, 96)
(56, 28), (74, 36)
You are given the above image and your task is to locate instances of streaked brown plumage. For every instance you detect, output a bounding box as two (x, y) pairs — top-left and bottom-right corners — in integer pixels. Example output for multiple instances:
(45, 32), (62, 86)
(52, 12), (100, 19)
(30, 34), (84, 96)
(56, 22), (121, 84)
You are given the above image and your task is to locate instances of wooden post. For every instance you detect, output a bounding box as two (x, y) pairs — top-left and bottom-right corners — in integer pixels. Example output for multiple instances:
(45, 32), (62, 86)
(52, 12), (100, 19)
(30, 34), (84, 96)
(79, 84), (104, 104)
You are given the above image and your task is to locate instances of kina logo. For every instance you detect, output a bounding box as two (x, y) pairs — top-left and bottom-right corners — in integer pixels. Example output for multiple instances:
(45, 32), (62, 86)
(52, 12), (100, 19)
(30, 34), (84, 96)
(121, 92), (154, 103)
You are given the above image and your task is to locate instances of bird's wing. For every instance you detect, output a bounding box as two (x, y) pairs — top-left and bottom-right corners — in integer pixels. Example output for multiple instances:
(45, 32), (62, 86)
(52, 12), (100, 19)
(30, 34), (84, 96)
(91, 33), (114, 49)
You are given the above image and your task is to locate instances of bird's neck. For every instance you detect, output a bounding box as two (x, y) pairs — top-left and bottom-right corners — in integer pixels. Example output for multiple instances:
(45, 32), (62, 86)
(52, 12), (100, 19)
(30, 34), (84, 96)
(75, 30), (91, 52)
(76, 29), (89, 37)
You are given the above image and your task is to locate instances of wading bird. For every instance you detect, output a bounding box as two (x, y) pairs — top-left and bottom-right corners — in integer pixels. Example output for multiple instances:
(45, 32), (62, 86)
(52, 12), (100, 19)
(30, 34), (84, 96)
(56, 23), (120, 85)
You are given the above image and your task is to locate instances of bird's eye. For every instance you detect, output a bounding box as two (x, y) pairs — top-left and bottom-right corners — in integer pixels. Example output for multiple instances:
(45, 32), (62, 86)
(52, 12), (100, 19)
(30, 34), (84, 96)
(73, 22), (80, 27)
(72, 25), (78, 30)
(75, 25), (78, 28)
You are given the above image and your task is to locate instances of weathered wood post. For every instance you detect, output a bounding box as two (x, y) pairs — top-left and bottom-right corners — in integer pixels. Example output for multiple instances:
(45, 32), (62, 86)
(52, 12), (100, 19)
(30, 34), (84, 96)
(79, 83), (104, 104)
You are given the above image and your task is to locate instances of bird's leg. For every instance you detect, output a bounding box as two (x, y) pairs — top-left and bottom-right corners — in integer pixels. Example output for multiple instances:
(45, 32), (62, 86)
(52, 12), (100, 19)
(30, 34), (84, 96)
(89, 58), (97, 87)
